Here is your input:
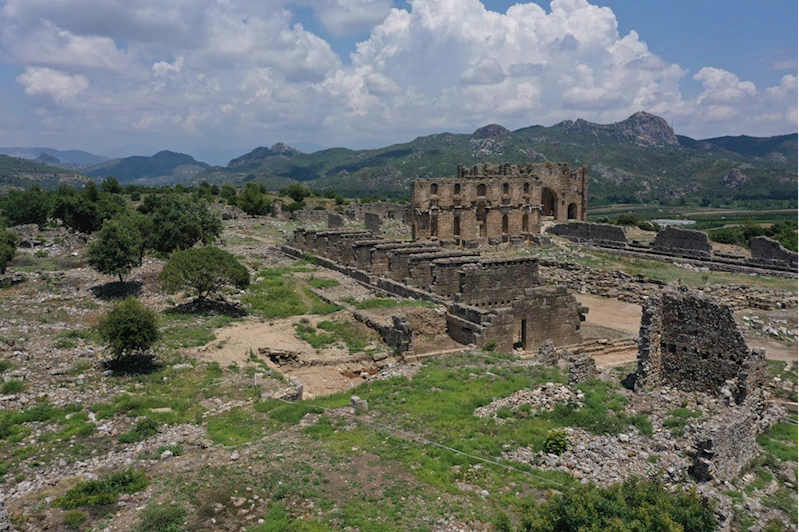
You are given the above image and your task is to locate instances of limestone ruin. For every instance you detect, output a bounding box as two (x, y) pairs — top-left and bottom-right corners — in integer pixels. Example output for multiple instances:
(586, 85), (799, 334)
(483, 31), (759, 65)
(284, 228), (586, 353)
(411, 162), (588, 246)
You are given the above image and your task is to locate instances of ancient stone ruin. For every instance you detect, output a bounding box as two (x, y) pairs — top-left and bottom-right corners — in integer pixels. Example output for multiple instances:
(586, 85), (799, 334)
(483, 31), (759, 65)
(284, 229), (586, 353)
(546, 221), (628, 247)
(632, 282), (771, 482)
(652, 227), (712, 258)
(749, 236), (798, 270)
(411, 162), (588, 247)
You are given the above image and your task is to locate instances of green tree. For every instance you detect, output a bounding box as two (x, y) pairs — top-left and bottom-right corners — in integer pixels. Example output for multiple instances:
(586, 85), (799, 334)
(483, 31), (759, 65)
(160, 246), (249, 301)
(3, 186), (50, 228)
(0, 227), (19, 274)
(101, 177), (123, 194)
(86, 215), (145, 282)
(138, 195), (222, 254)
(280, 184), (312, 203)
(220, 183), (237, 204)
(236, 182), (272, 215)
(96, 297), (160, 360)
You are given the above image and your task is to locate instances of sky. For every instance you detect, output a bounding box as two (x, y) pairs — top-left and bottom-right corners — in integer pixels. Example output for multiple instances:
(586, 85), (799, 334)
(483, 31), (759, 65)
(0, 0), (796, 164)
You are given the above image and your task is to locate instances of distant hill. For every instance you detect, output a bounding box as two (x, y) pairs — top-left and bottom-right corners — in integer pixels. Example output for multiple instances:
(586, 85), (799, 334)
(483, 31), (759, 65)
(83, 150), (210, 184)
(0, 154), (90, 191)
(194, 112), (797, 203)
(0, 147), (108, 166)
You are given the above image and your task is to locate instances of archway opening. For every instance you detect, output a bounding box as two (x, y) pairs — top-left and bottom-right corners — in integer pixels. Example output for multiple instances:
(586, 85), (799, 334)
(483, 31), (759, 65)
(522, 213), (529, 233)
(453, 215), (461, 236)
(567, 203), (578, 219)
(477, 183), (487, 197)
(502, 214), (509, 234)
(542, 187), (557, 218)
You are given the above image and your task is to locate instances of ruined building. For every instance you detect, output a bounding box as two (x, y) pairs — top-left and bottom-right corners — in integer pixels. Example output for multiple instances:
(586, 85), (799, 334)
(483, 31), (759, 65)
(411, 162), (588, 246)
(284, 229), (586, 353)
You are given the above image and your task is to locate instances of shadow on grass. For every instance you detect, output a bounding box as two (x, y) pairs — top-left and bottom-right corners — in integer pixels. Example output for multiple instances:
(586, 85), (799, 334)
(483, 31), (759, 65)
(165, 299), (247, 318)
(102, 353), (161, 375)
(90, 281), (143, 300)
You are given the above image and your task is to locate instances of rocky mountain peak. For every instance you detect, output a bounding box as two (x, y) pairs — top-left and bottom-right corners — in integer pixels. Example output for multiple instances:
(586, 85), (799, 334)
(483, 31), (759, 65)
(270, 142), (302, 156)
(557, 112), (679, 147)
(472, 124), (511, 139)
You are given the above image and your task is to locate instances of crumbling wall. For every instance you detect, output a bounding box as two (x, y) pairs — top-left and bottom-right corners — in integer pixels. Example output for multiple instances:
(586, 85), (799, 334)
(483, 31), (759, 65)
(568, 352), (599, 384)
(365, 212), (382, 233)
(635, 283), (766, 402)
(749, 236), (798, 270)
(327, 212), (345, 228)
(546, 222), (628, 247)
(652, 227), (711, 258)
(455, 257), (541, 306)
(691, 407), (762, 482)
(346, 201), (412, 224)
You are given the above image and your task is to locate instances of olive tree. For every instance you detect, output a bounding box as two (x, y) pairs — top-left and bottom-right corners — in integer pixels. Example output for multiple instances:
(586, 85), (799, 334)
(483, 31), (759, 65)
(138, 195), (222, 253)
(96, 297), (160, 360)
(86, 214), (146, 282)
(159, 246), (249, 301)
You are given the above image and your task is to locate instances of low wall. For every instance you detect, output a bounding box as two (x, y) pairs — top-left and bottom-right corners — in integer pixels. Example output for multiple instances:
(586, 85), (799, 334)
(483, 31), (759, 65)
(547, 222), (628, 247)
(652, 227), (711, 258)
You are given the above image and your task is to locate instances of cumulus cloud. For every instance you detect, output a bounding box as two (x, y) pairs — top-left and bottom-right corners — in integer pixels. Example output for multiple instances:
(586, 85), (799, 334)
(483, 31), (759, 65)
(16, 67), (89, 103)
(0, 0), (795, 151)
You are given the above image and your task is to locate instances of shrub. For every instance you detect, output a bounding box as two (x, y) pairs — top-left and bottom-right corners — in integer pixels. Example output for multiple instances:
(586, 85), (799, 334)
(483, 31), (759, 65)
(133, 504), (187, 532)
(63, 509), (88, 529)
(518, 477), (716, 532)
(3, 186), (50, 228)
(237, 182), (272, 216)
(160, 246), (250, 301)
(118, 418), (161, 443)
(280, 184), (312, 203)
(0, 228), (18, 274)
(53, 469), (148, 509)
(96, 297), (160, 360)
(543, 428), (569, 455)
(1, 380), (23, 394)
(617, 214), (639, 226)
(138, 194), (222, 253)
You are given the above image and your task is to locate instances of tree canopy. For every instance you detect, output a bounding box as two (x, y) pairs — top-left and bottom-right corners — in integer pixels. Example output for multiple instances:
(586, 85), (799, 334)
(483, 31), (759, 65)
(236, 182), (272, 215)
(159, 246), (249, 301)
(86, 214), (146, 282)
(0, 226), (19, 274)
(96, 297), (160, 360)
(138, 194), (222, 253)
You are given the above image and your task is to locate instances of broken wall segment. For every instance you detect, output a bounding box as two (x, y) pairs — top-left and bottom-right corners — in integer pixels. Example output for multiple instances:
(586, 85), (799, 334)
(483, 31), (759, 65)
(635, 283), (766, 403)
(690, 407), (762, 482)
(364, 212), (382, 234)
(546, 222), (628, 247)
(748, 236), (798, 270)
(652, 227), (712, 258)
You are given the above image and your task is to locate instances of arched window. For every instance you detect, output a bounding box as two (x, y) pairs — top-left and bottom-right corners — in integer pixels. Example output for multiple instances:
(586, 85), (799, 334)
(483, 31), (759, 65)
(502, 183), (509, 195)
(567, 203), (578, 219)
(477, 183), (486, 197)
(430, 183), (438, 195)
(523, 182), (530, 194)
(454, 183), (461, 195)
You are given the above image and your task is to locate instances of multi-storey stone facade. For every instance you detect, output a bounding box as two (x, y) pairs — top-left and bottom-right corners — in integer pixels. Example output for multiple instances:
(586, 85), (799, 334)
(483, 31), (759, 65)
(411, 162), (588, 246)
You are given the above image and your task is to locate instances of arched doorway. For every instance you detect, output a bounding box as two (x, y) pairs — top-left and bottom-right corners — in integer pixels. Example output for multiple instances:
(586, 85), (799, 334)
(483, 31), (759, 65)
(567, 203), (578, 219)
(541, 188), (557, 218)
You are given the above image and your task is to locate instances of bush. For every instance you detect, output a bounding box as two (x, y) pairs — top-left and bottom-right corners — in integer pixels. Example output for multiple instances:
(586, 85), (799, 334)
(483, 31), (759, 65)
(53, 469), (148, 509)
(280, 184), (312, 203)
(63, 510), (88, 529)
(237, 182), (272, 216)
(160, 246), (250, 301)
(519, 477), (716, 532)
(118, 418), (161, 443)
(3, 186), (50, 228)
(543, 428), (569, 455)
(0, 228), (19, 274)
(96, 297), (160, 359)
(138, 194), (222, 253)
(134, 504), (187, 532)
(617, 214), (639, 226)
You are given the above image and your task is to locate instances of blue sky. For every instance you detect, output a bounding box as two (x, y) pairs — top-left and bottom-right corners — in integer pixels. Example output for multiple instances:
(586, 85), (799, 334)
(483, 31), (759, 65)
(0, 0), (795, 163)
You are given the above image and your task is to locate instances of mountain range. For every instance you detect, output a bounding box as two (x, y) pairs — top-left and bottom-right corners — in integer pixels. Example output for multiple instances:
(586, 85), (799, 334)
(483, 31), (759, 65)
(1, 112), (796, 203)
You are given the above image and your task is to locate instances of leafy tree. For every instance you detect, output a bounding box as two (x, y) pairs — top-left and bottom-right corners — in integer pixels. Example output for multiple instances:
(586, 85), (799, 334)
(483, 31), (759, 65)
(96, 297), (160, 360)
(519, 477), (716, 532)
(138, 195), (222, 253)
(86, 215), (145, 282)
(3, 186), (50, 228)
(220, 183), (237, 204)
(210, 184), (220, 196)
(280, 184), (312, 203)
(101, 177), (123, 194)
(0, 226), (19, 274)
(236, 182), (272, 215)
(616, 214), (639, 226)
(53, 191), (126, 233)
(160, 246), (249, 301)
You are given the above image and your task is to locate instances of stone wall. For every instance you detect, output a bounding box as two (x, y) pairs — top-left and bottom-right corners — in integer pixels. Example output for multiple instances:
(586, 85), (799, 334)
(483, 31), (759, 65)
(365, 212), (382, 233)
(690, 407), (762, 482)
(327, 212), (345, 228)
(546, 221), (628, 247)
(749, 236), (798, 270)
(652, 227), (712, 258)
(345, 201), (412, 224)
(635, 282), (766, 403)
(287, 228), (586, 353)
(411, 162), (588, 246)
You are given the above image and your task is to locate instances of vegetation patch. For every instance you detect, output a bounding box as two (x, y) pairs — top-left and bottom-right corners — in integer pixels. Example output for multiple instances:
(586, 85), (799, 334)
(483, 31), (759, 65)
(133, 504), (188, 532)
(118, 418), (161, 444)
(53, 468), (148, 509)
(662, 407), (702, 436)
(757, 422), (798, 462)
(354, 298), (434, 310)
(243, 267), (341, 318)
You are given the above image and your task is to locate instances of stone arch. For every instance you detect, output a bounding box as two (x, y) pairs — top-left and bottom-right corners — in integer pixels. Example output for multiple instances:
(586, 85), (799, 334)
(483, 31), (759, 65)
(567, 203), (578, 219)
(523, 182), (530, 194)
(454, 183), (461, 195)
(542, 187), (557, 217)
(430, 183), (438, 195)
(477, 183), (487, 197)
(502, 183), (509, 195)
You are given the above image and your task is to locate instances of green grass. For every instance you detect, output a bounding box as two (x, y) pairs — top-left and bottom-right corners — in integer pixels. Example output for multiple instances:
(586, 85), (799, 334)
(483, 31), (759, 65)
(243, 267), (341, 319)
(317, 320), (370, 354)
(757, 423), (798, 462)
(662, 407), (702, 436)
(254, 400), (324, 424)
(63, 510), (88, 530)
(133, 504), (187, 532)
(53, 468), (148, 509)
(160, 313), (234, 350)
(295, 322), (337, 350)
(206, 408), (276, 446)
(0, 360), (13, 373)
(118, 418), (161, 444)
(1, 380), (23, 394)
(764, 489), (798, 523)
(354, 298), (435, 310)
(306, 276), (340, 289)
